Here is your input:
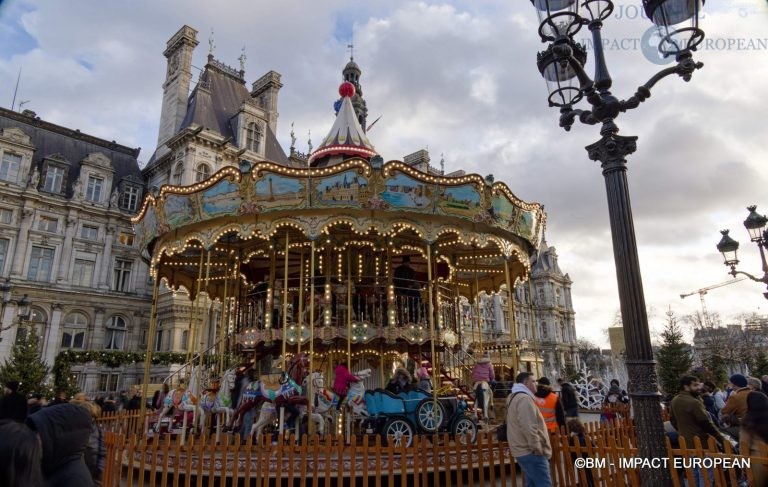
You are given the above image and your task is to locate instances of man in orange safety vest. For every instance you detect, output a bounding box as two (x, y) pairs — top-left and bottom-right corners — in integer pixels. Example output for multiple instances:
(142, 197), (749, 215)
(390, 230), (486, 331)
(533, 377), (566, 433)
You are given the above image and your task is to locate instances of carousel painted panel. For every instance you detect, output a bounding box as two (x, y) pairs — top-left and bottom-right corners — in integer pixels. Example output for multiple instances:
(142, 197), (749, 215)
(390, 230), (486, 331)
(439, 184), (482, 219)
(135, 205), (158, 250)
(253, 172), (306, 210)
(380, 172), (433, 212)
(199, 179), (242, 218)
(163, 194), (197, 230)
(490, 193), (520, 232)
(314, 170), (368, 207)
(516, 208), (541, 241)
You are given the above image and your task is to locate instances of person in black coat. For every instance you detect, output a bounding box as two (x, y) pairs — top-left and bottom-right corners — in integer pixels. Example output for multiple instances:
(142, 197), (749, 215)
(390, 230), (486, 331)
(0, 380), (28, 422)
(26, 402), (94, 487)
(560, 382), (580, 418)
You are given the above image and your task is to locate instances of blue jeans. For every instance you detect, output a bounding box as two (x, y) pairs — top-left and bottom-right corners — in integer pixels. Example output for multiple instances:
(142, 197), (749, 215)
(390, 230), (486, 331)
(516, 453), (553, 487)
(693, 465), (714, 487)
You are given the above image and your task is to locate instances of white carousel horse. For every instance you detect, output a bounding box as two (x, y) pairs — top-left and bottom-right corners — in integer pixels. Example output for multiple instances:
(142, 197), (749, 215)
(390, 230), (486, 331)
(154, 366), (205, 442)
(310, 369), (371, 419)
(473, 381), (493, 424)
(200, 367), (237, 442)
(249, 354), (309, 440)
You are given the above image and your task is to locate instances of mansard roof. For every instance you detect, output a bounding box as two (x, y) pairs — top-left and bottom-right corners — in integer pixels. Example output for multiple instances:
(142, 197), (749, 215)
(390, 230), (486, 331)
(532, 239), (565, 277)
(0, 107), (143, 197)
(179, 57), (289, 165)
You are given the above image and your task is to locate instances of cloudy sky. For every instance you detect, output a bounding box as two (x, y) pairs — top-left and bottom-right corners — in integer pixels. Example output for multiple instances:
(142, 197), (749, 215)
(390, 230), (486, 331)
(1, 0), (767, 346)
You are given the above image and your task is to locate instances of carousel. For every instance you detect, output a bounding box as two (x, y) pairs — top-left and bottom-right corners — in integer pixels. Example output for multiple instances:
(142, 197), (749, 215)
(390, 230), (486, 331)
(133, 81), (545, 447)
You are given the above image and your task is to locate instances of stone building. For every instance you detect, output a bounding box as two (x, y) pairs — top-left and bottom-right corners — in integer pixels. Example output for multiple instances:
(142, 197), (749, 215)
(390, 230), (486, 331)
(0, 107), (151, 394)
(458, 239), (579, 379)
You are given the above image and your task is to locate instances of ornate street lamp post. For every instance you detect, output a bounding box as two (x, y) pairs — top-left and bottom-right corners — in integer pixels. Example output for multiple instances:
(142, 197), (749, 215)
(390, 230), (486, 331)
(527, 1), (705, 484)
(716, 206), (768, 299)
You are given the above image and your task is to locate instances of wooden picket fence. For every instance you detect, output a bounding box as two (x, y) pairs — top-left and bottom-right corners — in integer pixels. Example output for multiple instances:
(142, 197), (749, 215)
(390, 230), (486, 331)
(101, 430), (516, 487)
(99, 415), (768, 486)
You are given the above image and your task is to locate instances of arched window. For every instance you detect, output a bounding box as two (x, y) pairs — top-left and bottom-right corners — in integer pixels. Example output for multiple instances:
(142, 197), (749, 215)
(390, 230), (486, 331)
(195, 163), (211, 182)
(181, 330), (189, 350)
(104, 315), (127, 350)
(15, 308), (47, 347)
(538, 288), (545, 305)
(61, 312), (88, 349)
(245, 122), (263, 153)
(172, 163), (183, 185)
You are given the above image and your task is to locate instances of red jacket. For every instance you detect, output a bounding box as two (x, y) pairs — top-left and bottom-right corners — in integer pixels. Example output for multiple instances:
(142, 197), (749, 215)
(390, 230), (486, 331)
(332, 365), (360, 397)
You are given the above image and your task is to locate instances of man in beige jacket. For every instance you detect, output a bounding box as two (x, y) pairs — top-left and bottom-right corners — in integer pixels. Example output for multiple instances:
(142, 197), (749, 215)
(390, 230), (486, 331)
(506, 372), (553, 487)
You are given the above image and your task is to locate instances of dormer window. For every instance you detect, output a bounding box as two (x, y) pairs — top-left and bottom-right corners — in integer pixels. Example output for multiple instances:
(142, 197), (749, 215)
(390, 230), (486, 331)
(0, 152), (21, 183)
(85, 175), (104, 202)
(120, 185), (140, 212)
(43, 165), (65, 193)
(195, 163), (211, 182)
(245, 122), (262, 153)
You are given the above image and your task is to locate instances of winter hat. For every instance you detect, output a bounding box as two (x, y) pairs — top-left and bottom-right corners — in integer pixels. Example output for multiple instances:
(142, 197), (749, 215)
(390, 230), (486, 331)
(729, 374), (748, 388)
(538, 377), (551, 386)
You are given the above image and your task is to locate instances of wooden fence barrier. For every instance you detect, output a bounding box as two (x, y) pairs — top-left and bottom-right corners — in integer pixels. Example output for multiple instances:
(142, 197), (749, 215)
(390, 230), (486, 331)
(100, 416), (768, 486)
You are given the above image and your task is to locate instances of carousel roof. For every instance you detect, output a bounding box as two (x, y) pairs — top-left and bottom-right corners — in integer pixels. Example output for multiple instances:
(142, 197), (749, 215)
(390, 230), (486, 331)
(308, 82), (376, 165)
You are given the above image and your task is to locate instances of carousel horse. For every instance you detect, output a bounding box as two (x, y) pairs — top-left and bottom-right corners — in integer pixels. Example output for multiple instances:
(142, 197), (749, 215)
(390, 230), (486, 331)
(154, 366), (204, 441)
(473, 381), (493, 424)
(251, 354), (310, 439)
(200, 367), (237, 441)
(310, 369), (371, 419)
(228, 373), (265, 433)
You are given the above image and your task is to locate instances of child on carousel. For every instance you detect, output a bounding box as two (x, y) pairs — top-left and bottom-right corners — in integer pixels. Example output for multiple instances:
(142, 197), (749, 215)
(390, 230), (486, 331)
(332, 361), (360, 410)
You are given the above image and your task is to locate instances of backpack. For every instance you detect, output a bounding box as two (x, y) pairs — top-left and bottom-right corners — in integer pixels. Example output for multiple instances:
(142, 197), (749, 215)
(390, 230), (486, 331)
(496, 392), (525, 442)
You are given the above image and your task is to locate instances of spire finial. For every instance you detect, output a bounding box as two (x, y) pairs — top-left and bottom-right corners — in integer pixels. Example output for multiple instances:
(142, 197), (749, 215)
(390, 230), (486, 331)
(238, 45), (247, 72)
(307, 130), (313, 156)
(290, 122), (296, 151)
(347, 42), (354, 61)
(208, 28), (216, 55)
(440, 153), (445, 175)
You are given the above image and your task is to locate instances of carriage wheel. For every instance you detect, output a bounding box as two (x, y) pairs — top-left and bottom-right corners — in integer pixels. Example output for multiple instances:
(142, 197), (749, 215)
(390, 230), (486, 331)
(452, 416), (477, 445)
(415, 398), (446, 433)
(382, 418), (414, 448)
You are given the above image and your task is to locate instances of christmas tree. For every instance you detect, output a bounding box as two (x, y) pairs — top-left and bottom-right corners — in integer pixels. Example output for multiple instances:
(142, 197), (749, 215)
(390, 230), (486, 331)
(0, 325), (50, 397)
(655, 309), (693, 399)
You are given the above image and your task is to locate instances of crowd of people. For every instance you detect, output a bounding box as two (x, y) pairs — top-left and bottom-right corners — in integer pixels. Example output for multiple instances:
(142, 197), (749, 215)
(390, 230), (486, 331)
(0, 381), (113, 487)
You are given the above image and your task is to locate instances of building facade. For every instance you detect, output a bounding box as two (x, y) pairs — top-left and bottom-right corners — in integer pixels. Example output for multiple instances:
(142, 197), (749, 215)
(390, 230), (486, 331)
(0, 107), (152, 394)
(460, 239), (579, 379)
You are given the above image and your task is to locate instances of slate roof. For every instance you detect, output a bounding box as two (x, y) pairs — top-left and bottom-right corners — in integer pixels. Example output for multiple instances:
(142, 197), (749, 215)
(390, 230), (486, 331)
(532, 239), (564, 276)
(179, 60), (290, 165)
(0, 107), (143, 198)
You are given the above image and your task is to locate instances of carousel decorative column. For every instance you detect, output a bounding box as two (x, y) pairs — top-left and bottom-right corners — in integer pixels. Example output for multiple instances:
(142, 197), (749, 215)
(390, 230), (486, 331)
(297, 246), (305, 357)
(473, 246), (482, 353)
(187, 250), (206, 366)
(218, 256), (232, 374)
(196, 249), (213, 399)
(138, 262), (161, 435)
(347, 248), (352, 365)
(281, 233), (290, 368)
(266, 240), (277, 332)
(307, 240), (317, 437)
(426, 242), (439, 416)
(504, 258), (519, 375)
(387, 241), (396, 327)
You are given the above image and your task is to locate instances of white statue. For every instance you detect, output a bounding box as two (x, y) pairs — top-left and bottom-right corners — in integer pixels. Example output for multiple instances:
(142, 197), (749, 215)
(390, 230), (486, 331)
(110, 189), (120, 208)
(28, 167), (40, 188)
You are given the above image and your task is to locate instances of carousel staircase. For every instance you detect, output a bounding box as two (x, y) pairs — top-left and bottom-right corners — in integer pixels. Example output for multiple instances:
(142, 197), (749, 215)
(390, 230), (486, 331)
(413, 350), (478, 410)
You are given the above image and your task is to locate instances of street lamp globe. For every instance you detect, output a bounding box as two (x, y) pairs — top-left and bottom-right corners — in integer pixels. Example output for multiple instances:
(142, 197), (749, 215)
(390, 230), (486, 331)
(536, 41), (588, 107)
(581, 0), (614, 22)
(716, 230), (740, 268)
(743, 205), (768, 242)
(530, 0), (582, 42)
(643, 0), (705, 57)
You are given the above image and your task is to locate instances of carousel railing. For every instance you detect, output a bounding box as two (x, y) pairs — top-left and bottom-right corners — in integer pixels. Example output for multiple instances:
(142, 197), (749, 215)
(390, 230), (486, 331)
(161, 335), (226, 385)
(237, 273), (464, 329)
